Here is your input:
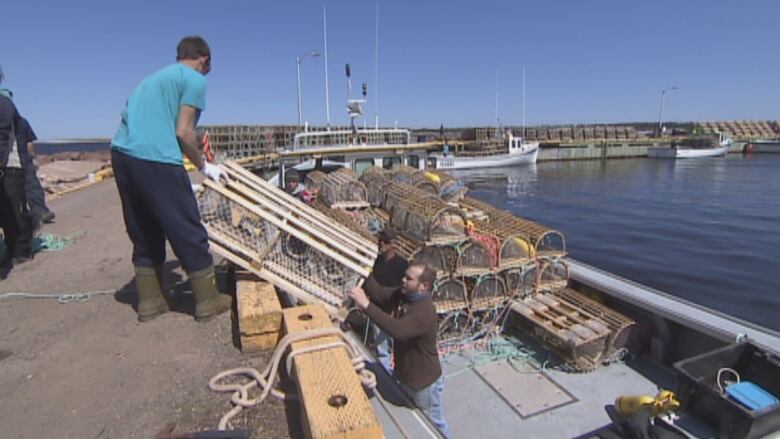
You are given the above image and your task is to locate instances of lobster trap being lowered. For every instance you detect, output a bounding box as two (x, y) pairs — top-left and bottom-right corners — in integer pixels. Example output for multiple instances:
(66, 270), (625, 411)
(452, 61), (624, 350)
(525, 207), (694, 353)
(196, 161), (377, 313)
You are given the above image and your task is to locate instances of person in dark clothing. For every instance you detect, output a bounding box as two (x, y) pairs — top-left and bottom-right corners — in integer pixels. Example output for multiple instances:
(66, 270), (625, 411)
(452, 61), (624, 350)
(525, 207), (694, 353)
(0, 90), (34, 266)
(348, 263), (450, 438)
(18, 118), (55, 228)
(363, 227), (409, 370)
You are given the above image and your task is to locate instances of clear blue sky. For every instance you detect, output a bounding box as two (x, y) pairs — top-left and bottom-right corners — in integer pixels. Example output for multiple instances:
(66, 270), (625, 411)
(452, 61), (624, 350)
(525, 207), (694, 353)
(3, 0), (779, 138)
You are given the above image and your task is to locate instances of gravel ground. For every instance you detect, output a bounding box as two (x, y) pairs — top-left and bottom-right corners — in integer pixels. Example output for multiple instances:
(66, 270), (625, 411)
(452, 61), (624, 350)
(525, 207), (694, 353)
(0, 176), (298, 438)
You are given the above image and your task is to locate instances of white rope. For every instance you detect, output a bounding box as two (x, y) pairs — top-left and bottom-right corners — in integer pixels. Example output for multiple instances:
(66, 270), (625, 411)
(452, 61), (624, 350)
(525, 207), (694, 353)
(209, 326), (376, 431)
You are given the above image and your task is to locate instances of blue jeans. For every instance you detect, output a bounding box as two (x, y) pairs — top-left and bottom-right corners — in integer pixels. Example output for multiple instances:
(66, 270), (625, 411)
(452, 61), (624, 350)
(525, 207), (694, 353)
(373, 323), (392, 372)
(400, 375), (450, 439)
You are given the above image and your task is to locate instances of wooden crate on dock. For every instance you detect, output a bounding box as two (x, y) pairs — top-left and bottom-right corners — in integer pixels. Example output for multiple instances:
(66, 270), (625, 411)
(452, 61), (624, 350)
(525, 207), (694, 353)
(236, 278), (282, 353)
(283, 305), (382, 439)
(508, 294), (611, 369)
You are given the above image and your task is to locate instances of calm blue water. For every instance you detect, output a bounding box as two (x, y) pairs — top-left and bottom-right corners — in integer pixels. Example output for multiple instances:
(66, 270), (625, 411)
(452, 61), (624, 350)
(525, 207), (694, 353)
(460, 154), (780, 331)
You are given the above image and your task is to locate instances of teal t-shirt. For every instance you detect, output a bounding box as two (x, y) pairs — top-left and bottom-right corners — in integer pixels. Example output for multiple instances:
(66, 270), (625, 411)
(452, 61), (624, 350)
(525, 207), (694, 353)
(111, 63), (206, 165)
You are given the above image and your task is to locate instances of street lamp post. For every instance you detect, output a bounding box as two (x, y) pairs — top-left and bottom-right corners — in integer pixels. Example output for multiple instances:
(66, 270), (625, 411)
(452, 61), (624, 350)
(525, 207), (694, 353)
(297, 51), (321, 128)
(657, 86), (678, 136)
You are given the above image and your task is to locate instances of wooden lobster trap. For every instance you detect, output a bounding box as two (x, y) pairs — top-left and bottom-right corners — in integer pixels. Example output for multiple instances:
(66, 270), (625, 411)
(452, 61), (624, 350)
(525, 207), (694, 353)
(468, 273), (509, 311)
(509, 293), (612, 370)
(410, 244), (458, 277)
(313, 168), (369, 209)
(382, 183), (468, 245)
(359, 166), (392, 207)
(460, 197), (566, 260)
(197, 161), (377, 313)
(501, 262), (538, 299)
(432, 277), (469, 314)
(537, 258), (570, 292)
(387, 164), (439, 195)
(455, 238), (496, 276)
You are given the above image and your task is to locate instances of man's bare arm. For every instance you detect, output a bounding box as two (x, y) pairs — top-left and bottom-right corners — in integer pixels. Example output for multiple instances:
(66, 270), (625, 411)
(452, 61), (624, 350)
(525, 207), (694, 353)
(176, 105), (204, 169)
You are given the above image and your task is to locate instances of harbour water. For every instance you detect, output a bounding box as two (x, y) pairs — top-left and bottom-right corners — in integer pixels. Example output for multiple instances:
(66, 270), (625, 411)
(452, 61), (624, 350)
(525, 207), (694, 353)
(461, 154), (780, 332)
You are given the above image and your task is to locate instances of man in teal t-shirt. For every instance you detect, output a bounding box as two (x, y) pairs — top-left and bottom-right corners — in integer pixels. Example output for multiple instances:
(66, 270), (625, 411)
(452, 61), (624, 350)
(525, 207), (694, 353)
(111, 36), (231, 323)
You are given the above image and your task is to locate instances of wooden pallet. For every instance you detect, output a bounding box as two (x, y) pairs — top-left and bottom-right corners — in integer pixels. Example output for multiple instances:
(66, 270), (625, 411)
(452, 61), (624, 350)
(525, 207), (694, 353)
(509, 293), (611, 369)
(283, 305), (382, 439)
(550, 288), (635, 356)
(236, 278), (282, 353)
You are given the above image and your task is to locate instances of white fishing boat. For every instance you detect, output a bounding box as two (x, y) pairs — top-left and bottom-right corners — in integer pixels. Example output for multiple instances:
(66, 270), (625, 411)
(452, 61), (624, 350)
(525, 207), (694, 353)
(428, 133), (539, 170)
(647, 133), (732, 159)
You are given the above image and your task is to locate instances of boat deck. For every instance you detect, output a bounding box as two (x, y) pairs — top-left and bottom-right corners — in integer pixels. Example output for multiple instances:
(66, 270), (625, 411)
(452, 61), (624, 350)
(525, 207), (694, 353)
(366, 337), (718, 439)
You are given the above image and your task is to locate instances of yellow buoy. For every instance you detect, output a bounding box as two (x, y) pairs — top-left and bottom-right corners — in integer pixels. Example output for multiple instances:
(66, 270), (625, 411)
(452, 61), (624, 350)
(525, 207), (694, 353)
(424, 172), (441, 184)
(513, 237), (536, 258)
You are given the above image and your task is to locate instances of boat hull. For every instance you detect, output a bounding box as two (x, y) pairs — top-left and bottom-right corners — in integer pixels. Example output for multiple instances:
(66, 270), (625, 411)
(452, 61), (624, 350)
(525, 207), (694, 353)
(432, 144), (539, 170)
(647, 145), (729, 159)
(745, 140), (780, 153)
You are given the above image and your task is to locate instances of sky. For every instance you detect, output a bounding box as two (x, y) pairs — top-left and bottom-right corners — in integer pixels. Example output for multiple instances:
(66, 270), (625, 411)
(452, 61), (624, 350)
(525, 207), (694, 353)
(2, 0), (780, 138)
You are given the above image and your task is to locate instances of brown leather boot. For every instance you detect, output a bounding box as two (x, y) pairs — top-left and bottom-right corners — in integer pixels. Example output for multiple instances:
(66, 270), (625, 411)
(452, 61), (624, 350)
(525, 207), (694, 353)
(189, 265), (232, 322)
(135, 266), (169, 322)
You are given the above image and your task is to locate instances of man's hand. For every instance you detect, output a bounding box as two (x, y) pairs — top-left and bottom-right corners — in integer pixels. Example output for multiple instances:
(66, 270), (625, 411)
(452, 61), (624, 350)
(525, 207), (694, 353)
(347, 286), (370, 310)
(200, 162), (228, 183)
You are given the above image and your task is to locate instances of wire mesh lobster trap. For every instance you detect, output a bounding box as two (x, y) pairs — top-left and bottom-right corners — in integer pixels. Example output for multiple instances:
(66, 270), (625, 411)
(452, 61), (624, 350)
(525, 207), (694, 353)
(501, 262), (538, 299)
(468, 273), (509, 311)
(455, 238), (496, 275)
(537, 259), (569, 292)
(460, 197), (566, 260)
(432, 277), (469, 313)
(382, 183), (468, 245)
(411, 245), (457, 276)
(387, 164), (438, 195)
(197, 161), (377, 313)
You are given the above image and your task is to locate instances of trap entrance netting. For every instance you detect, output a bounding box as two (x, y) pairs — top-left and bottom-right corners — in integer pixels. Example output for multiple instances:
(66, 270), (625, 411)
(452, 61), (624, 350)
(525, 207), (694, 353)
(197, 161), (377, 312)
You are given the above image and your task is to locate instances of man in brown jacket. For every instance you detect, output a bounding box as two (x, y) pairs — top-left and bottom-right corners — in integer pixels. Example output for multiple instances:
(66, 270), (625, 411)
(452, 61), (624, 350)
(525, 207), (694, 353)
(348, 263), (450, 438)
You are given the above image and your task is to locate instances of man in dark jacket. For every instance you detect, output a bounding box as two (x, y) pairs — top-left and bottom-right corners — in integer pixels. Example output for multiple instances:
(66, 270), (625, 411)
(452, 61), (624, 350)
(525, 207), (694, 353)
(363, 227), (408, 371)
(348, 263), (450, 438)
(0, 85), (34, 266)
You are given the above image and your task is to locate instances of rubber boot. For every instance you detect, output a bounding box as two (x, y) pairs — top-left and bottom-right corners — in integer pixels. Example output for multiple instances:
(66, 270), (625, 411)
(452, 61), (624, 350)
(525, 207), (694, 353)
(190, 265), (232, 322)
(135, 266), (170, 322)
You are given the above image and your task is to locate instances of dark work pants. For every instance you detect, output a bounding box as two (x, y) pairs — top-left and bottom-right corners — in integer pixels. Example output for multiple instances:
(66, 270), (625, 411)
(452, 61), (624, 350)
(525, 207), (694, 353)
(0, 167), (33, 258)
(111, 149), (212, 273)
(24, 162), (49, 224)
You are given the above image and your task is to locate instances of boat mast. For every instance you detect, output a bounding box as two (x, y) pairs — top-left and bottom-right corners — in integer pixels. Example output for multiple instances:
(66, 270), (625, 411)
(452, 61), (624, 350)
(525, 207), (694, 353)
(522, 65), (526, 138)
(495, 71), (500, 136)
(374, 0), (380, 129)
(323, 5), (331, 130)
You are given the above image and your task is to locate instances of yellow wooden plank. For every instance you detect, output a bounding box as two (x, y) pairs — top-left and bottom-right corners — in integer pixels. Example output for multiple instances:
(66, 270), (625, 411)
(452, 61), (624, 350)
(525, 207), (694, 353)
(240, 332), (281, 353)
(236, 280), (282, 336)
(283, 305), (382, 439)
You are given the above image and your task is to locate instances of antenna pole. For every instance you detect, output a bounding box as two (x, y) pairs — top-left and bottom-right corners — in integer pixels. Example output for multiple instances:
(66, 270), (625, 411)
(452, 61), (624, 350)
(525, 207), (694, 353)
(495, 71), (499, 134)
(323, 5), (331, 129)
(522, 65), (526, 138)
(374, 0), (379, 129)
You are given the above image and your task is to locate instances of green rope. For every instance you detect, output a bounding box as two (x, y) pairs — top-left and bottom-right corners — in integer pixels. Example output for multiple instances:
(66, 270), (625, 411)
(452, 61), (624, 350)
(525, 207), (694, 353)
(0, 230), (86, 257)
(0, 290), (116, 304)
(34, 230), (87, 252)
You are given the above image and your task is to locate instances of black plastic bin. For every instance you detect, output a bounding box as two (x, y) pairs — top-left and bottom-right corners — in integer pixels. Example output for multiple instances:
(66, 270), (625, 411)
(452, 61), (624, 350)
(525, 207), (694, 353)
(674, 342), (780, 439)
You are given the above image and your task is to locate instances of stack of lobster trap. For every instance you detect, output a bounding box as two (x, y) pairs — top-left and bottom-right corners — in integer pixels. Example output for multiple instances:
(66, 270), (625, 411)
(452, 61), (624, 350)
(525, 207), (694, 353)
(305, 164), (634, 370)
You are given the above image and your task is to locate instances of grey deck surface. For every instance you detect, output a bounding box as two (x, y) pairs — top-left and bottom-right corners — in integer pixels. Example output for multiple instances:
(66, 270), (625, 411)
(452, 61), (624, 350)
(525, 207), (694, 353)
(370, 351), (682, 439)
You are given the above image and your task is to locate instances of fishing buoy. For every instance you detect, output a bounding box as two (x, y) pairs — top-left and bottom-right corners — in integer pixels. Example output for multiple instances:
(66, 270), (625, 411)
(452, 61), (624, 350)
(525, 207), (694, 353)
(424, 172), (441, 183)
(615, 390), (680, 416)
(513, 237), (536, 258)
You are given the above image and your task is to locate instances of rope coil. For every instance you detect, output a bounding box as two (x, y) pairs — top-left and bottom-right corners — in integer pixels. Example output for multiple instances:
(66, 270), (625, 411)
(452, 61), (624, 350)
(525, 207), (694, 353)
(209, 326), (376, 431)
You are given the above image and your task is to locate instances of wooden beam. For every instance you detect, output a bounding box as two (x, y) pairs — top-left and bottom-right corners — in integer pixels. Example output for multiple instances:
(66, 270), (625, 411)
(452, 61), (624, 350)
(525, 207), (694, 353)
(283, 305), (382, 439)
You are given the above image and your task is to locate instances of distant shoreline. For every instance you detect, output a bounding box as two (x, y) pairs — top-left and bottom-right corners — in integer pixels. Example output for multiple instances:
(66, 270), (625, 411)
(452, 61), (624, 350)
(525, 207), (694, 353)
(35, 141), (110, 155)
